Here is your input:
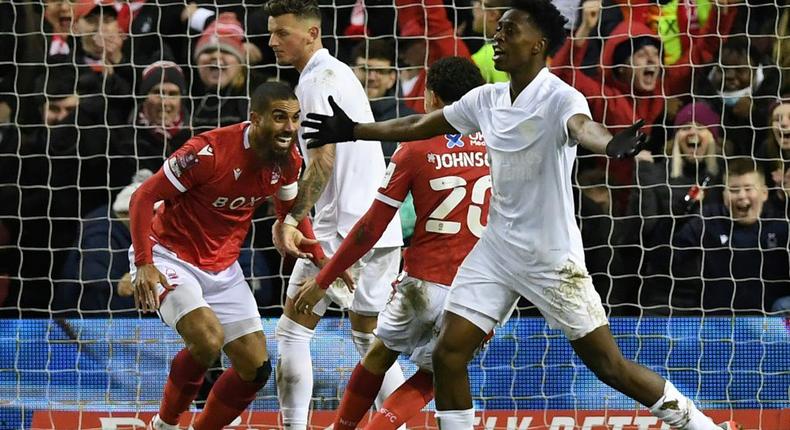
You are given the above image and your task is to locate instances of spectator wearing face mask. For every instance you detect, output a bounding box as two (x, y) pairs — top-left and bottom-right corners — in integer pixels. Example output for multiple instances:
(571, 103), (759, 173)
(694, 36), (782, 157)
(672, 158), (790, 315)
(551, 0), (737, 193)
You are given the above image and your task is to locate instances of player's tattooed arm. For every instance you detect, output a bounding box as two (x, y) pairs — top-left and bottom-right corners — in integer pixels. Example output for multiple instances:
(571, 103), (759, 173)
(567, 113), (612, 154)
(289, 144), (336, 222)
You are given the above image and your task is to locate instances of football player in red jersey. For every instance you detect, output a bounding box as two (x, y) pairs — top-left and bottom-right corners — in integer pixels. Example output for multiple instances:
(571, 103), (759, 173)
(129, 82), (326, 430)
(294, 57), (489, 430)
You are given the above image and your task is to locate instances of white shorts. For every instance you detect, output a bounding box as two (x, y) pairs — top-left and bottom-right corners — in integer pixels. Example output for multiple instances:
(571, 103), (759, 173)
(445, 241), (608, 341)
(129, 244), (263, 345)
(286, 235), (400, 316)
(375, 274), (449, 371)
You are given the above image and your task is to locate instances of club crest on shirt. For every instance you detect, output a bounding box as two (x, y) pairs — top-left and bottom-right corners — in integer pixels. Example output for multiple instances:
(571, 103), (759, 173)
(165, 268), (178, 281)
(445, 134), (464, 149)
(271, 167), (281, 184)
(198, 145), (214, 156)
(767, 232), (778, 248)
(168, 150), (198, 178)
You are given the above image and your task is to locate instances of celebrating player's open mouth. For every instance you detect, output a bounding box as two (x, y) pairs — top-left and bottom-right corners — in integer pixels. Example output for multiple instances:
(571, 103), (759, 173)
(492, 44), (504, 62)
(274, 133), (295, 150)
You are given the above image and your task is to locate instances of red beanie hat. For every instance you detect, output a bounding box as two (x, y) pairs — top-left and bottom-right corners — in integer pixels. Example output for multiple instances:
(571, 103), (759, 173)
(194, 12), (245, 62)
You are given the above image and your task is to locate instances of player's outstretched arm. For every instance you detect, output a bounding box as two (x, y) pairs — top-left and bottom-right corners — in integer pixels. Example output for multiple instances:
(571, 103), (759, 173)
(293, 200), (399, 313)
(302, 96), (457, 149)
(568, 114), (646, 159)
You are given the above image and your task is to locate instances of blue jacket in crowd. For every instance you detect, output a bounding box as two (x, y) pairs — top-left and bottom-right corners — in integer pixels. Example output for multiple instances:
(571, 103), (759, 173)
(56, 205), (135, 315)
(673, 204), (790, 314)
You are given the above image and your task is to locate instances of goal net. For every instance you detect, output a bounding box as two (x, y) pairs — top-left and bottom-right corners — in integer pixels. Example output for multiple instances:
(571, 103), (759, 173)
(0, 0), (788, 429)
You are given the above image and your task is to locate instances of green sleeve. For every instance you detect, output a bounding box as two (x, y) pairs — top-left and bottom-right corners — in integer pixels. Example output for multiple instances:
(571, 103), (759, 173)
(399, 192), (417, 242)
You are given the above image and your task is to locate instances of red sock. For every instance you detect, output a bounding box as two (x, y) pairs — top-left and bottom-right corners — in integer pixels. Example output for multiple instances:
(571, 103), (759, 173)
(192, 367), (264, 430)
(334, 362), (385, 430)
(160, 349), (208, 425)
(363, 369), (434, 430)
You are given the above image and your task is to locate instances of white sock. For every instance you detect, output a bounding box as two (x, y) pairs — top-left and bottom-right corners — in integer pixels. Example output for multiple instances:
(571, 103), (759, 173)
(434, 408), (475, 430)
(351, 330), (407, 428)
(151, 414), (179, 430)
(276, 316), (315, 429)
(649, 381), (719, 430)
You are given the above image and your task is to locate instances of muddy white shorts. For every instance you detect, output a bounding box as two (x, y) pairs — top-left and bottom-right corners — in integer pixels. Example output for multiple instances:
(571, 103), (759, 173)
(445, 241), (608, 341)
(375, 274), (449, 371)
(286, 235), (400, 316)
(129, 244), (263, 345)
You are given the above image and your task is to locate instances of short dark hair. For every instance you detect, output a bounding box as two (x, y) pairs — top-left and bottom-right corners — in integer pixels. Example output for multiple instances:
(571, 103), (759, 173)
(250, 81), (297, 114)
(510, 0), (567, 56)
(351, 39), (396, 65)
(264, 0), (321, 21)
(426, 57), (485, 104)
(722, 36), (761, 65)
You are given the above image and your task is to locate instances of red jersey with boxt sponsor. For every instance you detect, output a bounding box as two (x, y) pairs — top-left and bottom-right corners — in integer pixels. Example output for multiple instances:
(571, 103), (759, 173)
(152, 122), (301, 271)
(377, 132), (490, 285)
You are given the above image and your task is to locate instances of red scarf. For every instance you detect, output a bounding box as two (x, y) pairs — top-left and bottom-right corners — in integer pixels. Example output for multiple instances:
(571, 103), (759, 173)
(49, 35), (70, 56)
(137, 109), (184, 142)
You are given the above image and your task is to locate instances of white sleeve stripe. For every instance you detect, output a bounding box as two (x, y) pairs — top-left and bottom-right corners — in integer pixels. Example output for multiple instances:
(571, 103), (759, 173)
(163, 160), (187, 192)
(376, 193), (403, 208)
(277, 182), (298, 201)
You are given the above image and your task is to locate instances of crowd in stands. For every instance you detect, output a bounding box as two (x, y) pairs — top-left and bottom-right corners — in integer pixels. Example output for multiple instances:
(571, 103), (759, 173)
(0, 0), (788, 317)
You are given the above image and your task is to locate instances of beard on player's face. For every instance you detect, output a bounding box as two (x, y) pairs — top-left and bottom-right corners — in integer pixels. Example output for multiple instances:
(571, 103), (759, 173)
(250, 100), (300, 163)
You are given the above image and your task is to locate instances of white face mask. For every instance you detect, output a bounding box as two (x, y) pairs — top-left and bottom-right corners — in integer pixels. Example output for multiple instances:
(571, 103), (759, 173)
(721, 86), (752, 107)
(710, 64), (764, 106)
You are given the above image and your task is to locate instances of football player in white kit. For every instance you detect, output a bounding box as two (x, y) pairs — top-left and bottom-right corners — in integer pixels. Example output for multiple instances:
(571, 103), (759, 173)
(300, 0), (739, 429)
(264, 0), (406, 429)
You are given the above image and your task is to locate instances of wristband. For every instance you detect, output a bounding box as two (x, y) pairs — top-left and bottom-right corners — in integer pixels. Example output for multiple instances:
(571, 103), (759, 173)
(283, 214), (299, 227)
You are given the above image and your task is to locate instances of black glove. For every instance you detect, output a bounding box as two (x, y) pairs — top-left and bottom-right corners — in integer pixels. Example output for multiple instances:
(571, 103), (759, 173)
(606, 119), (647, 159)
(301, 96), (358, 149)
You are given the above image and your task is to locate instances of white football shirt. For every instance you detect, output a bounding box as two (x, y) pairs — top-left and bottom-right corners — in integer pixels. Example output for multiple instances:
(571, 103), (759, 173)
(443, 68), (591, 271)
(297, 49), (403, 247)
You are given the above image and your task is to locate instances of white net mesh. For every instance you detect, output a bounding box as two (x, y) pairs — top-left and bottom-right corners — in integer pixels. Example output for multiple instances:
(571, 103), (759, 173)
(0, 0), (788, 429)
